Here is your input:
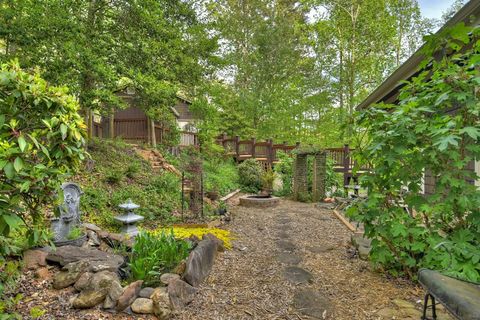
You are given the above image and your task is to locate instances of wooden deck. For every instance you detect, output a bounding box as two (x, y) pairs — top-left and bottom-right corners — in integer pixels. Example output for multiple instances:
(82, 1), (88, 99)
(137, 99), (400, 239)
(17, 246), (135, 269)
(216, 135), (370, 187)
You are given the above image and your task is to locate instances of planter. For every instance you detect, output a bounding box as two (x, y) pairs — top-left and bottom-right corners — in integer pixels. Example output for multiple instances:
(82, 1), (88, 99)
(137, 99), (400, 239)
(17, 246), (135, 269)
(239, 195), (280, 208)
(54, 234), (87, 247)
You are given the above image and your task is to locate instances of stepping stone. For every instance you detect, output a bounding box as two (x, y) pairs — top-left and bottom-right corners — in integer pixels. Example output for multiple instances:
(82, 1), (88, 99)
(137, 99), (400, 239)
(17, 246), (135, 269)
(277, 218), (291, 224)
(276, 253), (301, 265)
(293, 289), (331, 318)
(274, 224), (292, 231)
(276, 240), (296, 252)
(306, 245), (335, 254)
(277, 231), (290, 239)
(284, 266), (313, 284)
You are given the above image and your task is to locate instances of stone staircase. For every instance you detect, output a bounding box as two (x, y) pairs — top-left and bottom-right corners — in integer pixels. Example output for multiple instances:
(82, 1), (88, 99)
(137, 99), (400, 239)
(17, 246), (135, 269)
(134, 147), (180, 176)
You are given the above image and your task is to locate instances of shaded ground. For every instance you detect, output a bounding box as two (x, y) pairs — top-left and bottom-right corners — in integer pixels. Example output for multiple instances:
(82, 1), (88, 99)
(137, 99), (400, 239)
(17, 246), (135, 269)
(176, 198), (451, 320)
(12, 198), (453, 319)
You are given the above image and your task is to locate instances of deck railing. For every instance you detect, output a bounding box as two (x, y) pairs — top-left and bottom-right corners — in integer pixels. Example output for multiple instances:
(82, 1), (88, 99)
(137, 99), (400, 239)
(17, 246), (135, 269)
(217, 134), (370, 186)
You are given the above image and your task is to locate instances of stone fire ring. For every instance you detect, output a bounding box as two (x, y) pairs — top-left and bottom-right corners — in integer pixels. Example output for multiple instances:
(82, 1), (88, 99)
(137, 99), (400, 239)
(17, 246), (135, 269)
(239, 195), (280, 208)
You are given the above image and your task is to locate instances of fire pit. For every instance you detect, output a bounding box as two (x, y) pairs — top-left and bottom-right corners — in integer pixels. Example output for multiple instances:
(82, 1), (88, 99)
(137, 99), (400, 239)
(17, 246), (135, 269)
(239, 195), (280, 208)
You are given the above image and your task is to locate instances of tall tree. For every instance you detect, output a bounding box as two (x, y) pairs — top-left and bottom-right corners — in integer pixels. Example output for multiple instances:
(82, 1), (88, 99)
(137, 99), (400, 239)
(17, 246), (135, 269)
(0, 0), (215, 136)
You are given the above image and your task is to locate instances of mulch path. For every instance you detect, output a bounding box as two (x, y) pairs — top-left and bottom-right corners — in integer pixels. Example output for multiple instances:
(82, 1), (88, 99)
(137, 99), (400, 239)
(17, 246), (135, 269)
(11, 197), (447, 319)
(175, 198), (427, 320)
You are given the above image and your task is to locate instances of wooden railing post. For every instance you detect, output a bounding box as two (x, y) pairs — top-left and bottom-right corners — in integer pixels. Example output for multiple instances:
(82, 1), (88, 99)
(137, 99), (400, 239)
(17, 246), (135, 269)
(234, 136), (240, 161)
(268, 138), (274, 167)
(251, 137), (256, 159)
(343, 144), (350, 187)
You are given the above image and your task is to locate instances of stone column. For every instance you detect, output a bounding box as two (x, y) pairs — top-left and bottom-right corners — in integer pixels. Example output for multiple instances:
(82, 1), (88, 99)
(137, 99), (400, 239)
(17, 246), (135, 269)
(313, 152), (327, 202)
(293, 154), (308, 201)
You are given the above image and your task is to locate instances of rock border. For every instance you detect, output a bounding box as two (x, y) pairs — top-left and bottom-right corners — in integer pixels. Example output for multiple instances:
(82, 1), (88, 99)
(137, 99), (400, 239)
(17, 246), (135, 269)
(27, 223), (225, 319)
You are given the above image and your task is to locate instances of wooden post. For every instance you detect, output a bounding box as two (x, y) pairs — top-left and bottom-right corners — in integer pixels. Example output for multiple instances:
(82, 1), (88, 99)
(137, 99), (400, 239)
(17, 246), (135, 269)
(146, 117), (152, 145)
(151, 119), (157, 148)
(251, 137), (256, 159)
(234, 136), (240, 162)
(87, 109), (94, 139)
(343, 144), (350, 190)
(109, 108), (115, 139)
(268, 138), (274, 167)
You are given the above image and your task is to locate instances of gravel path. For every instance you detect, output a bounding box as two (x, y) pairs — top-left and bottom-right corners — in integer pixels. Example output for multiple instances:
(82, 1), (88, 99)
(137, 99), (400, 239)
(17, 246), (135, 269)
(176, 198), (429, 320)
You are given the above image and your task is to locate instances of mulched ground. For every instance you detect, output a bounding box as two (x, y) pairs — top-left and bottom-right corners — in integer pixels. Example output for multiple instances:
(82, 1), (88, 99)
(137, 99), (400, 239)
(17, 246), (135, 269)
(175, 197), (435, 320)
(11, 197), (450, 319)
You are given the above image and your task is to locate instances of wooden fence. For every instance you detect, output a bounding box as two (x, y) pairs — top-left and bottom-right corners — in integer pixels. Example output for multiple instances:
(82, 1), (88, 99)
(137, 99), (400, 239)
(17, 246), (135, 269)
(216, 135), (369, 187)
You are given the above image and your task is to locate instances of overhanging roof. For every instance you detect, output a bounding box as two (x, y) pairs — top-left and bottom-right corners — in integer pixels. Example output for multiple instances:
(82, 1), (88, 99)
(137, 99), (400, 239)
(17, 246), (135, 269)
(357, 0), (480, 110)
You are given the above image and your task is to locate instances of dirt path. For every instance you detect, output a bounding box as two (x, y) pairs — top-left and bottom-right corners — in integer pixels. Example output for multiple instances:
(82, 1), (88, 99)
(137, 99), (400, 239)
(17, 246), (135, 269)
(176, 199), (445, 320)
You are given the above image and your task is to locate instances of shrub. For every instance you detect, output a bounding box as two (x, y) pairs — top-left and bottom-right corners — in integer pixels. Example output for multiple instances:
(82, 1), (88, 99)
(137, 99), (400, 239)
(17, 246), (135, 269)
(128, 230), (190, 286)
(349, 23), (480, 282)
(0, 61), (87, 252)
(204, 158), (239, 195)
(238, 159), (262, 192)
(104, 170), (123, 184)
(261, 168), (275, 193)
(125, 163), (141, 179)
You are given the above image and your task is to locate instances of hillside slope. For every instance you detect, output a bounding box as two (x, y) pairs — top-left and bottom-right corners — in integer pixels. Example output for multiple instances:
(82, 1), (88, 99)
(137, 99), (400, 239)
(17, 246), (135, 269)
(75, 139), (181, 231)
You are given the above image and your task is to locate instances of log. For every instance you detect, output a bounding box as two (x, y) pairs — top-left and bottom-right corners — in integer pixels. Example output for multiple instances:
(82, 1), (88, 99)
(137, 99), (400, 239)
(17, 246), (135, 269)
(332, 209), (356, 232)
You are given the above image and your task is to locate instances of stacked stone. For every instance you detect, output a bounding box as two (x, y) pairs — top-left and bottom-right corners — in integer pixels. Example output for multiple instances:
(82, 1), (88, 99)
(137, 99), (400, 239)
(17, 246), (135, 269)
(293, 154), (308, 201)
(312, 152), (326, 202)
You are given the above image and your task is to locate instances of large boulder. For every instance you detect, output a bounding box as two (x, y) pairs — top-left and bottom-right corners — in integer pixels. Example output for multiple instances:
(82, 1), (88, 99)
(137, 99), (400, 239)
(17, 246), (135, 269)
(168, 279), (197, 310)
(151, 287), (172, 319)
(116, 280), (143, 312)
(183, 239), (218, 287)
(72, 271), (119, 309)
(23, 249), (49, 270)
(160, 273), (180, 286)
(53, 260), (90, 289)
(103, 280), (123, 309)
(74, 272), (93, 291)
(131, 298), (154, 314)
(46, 245), (124, 272)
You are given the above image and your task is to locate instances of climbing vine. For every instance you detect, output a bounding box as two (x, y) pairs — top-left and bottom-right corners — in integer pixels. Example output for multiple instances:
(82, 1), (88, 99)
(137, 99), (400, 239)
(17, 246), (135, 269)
(349, 23), (480, 282)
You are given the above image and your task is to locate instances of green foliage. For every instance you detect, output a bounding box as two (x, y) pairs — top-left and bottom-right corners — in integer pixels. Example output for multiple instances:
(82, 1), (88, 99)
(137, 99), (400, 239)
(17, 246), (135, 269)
(128, 230), (190, 286)
(79, 139), (181, 231)
(204, 158), (239, 196)
(274, 151), (340, 198)
(0, 61), (86, 254)
(350, 23), (480, 282)
(0, 0), (216, 125)
(261, 168), (276, 193)
(0, 260), (22, 319)
(67, 227), (83, 240)
(125, 163), (141, 179)
(29, 306), (46, 319)
(104, 170), (123, 184)
(237, 159), (263, 193)
(274, 152), (295, 196)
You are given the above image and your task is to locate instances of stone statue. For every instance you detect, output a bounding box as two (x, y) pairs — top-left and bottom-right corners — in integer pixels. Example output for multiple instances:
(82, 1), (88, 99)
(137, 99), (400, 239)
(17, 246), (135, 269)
(51, 182), (83, 242)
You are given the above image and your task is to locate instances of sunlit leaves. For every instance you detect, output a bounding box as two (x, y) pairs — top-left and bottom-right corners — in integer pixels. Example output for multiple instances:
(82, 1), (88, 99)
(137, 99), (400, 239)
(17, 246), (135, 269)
(0, 61), (87, 253)
(350, 23), (480, 282)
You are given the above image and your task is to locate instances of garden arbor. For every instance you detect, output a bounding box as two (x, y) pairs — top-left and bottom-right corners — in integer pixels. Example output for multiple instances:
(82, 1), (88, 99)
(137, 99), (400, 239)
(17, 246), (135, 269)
(293, 150), (326, 202)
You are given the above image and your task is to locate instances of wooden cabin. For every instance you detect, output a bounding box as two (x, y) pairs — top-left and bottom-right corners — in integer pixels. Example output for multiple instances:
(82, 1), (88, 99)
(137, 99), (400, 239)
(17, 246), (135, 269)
(92, 88), (198, 148)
